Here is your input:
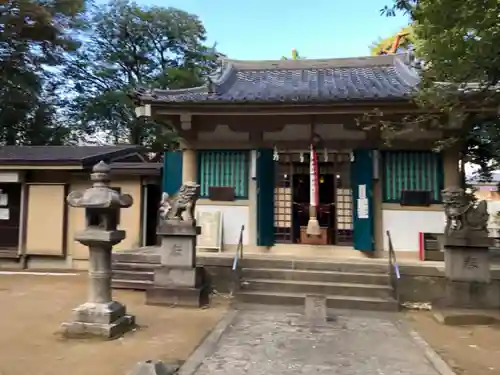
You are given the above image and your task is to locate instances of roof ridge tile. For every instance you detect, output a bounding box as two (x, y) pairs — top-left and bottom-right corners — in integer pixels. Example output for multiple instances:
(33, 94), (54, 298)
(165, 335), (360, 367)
(135, 53), (418, 104)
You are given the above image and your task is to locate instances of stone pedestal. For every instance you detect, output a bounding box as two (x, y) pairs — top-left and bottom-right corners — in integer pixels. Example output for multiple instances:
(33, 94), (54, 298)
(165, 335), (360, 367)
(146, 222), (209, 308)
(444, 246), (491, 283)
(443, 280), (500, 309)
(61, 161), (135, 339)
(439, 187), (500, 309)
(443, 239), (494, 309)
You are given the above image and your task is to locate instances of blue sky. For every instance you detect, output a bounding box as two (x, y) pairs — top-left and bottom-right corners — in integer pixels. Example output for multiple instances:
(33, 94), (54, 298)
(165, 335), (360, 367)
(134, 0), (410, 60)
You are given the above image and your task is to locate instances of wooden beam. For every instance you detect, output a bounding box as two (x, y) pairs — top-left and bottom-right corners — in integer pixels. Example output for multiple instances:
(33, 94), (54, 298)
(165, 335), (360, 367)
(190, 114), (364, 131)
(189, 139), (438, 150)
(180, 113), (192, 130)
(152, 101), (421, 115)
(249, 131), (263, 142)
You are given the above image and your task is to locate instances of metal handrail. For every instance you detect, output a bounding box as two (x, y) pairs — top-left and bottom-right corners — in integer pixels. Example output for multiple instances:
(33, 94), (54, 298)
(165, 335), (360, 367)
(386, 230), (401, 308)
(230, 225), (245, 296)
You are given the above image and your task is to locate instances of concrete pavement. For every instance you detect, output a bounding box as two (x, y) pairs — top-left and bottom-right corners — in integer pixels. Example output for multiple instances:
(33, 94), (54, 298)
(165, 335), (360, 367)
(184, 307), (446, 375)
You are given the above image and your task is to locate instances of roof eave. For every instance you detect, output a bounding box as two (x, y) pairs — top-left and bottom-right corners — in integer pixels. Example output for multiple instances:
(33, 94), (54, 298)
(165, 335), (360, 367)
(0, 160), (84, 166)
(135, 86), (210, 104)
(80, 146), (145, 167)
(148, 96), (413, 107)
(0, 146), (145, 167)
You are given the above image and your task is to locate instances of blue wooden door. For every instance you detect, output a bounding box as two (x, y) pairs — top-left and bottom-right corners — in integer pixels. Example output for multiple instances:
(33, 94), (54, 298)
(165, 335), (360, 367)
(351, 149), (374, 251)
(162, 151), (183, 195)
(256, 149), (275, 246)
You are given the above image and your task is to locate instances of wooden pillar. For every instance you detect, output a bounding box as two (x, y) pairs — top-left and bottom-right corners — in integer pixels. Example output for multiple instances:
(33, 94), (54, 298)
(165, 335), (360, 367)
(443, 146), (461, 188)
(179, 114), (197, 183)
(182, 148), (197, 183)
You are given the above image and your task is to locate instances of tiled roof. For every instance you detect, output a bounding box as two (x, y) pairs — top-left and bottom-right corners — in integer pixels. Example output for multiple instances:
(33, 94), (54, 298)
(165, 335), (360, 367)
(0, 145), (143, 165)
(135, 53), (419, 104)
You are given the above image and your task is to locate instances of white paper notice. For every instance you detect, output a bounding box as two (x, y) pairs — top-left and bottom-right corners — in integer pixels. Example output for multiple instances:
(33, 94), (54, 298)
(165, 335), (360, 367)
(0, 208), (10, 220)
(0, 193), (7, 206)
(358, 184), (366, 199)
(357, 198), (369, 219)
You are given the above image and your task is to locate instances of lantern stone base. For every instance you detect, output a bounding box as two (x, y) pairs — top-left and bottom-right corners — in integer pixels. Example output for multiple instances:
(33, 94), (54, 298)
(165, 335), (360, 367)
(61, 301), (135, 339)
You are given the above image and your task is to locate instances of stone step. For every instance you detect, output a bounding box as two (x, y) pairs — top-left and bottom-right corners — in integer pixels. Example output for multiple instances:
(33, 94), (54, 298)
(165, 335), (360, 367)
(112, 262), (160, 271)
(242, 278), (392, 299)
(112, 279), (152, 290)
(236, 290), (398, 312)
(112, 252), (160, 264)
(242, 268), (389, 285)
(239, 258), (388, 274)
(112, 270), (154, 282)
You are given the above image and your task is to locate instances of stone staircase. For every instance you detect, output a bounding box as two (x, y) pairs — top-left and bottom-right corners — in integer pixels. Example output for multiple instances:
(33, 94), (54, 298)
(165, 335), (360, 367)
(237, 259), (399, 312)
(112, 251), (158, 290)
(111, 251), (399, 312)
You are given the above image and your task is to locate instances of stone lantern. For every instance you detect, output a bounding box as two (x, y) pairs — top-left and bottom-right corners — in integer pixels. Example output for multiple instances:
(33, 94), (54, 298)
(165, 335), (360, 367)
(61, 161), (135, 339)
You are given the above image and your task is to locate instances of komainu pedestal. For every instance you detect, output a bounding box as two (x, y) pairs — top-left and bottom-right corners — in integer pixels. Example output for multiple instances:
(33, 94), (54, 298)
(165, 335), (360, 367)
(146, 182), (209, 308)
(441, 187), (496, 308)
(61, 161), (135, 339)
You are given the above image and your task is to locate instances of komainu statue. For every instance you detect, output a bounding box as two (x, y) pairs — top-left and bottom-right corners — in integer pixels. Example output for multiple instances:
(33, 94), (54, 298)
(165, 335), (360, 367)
(442, 187), (489, 238)
(159, 182), (200, 222)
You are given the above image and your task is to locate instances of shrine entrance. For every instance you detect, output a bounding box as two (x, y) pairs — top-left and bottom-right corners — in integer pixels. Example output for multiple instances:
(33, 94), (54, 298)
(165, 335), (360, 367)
(273, 151), (353, 246)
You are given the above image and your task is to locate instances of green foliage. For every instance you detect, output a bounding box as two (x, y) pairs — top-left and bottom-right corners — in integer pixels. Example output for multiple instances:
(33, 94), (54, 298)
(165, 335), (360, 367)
(0, 0), (87, 145)
(370, 25), (415, 55)
(281, 49), (305, 60)
(374, 0), (500, 181)
(66, 0), (220, 150)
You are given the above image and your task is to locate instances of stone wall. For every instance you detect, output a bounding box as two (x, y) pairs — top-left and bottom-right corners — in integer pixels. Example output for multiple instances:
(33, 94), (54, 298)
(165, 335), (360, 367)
(197, 256), (233, 294)
(397, 265), (500, 309)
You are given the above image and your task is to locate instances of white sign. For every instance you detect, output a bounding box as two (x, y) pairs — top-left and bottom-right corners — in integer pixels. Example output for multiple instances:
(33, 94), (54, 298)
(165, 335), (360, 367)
(196, 211), (223, 252)
(0, 192), (7, 206)
(0, 172), (20, 183)
(0, 208), (9, 220)
(357, 198), (369, 219)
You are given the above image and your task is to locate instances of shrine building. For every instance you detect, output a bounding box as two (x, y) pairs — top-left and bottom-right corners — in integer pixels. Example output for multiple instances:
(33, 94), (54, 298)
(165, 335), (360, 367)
(132, 53), (466, 259)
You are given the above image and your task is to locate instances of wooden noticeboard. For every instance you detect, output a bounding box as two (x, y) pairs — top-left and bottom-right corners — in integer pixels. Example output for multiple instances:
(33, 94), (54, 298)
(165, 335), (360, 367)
(196, 210), (223, 252)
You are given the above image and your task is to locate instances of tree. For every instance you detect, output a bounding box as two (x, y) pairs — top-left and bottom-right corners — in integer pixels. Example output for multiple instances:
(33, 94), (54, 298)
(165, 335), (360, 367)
(0, 0), (87, 145)
(383, 1), (500, 92)
(373, 0), (500, 180)
(370, 25), (414, 55)
(66, 0), (221, 150)
(281, 49), (305, 60)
